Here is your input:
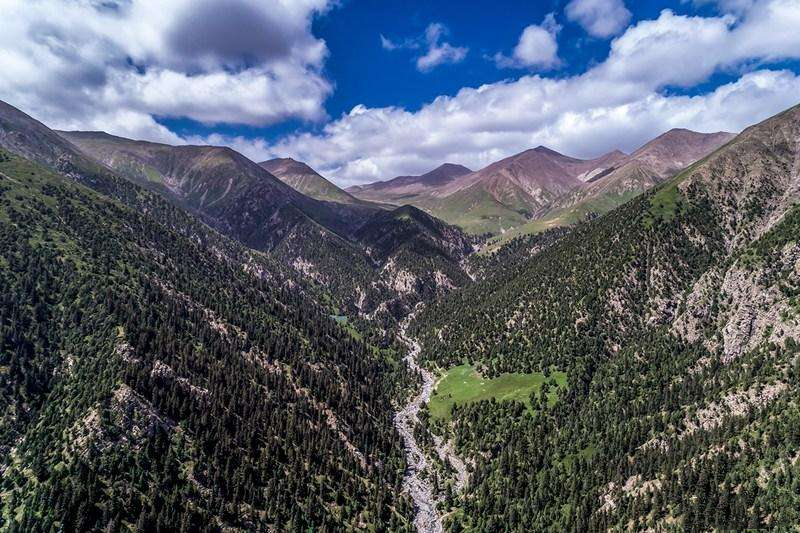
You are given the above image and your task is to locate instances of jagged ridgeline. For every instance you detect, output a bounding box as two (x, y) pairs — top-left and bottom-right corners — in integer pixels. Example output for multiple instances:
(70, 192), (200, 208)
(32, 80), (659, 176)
(0, 114), (413, 528)
(411, 104), (800, 530)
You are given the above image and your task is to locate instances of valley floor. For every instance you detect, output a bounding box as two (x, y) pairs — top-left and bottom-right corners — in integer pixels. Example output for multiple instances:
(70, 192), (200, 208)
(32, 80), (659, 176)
(393, 311), (468, 533)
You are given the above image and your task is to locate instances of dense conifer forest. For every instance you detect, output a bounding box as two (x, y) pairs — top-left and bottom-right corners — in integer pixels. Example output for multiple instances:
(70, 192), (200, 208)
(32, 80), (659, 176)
(410, 105), (800, 529)
(0, 150), (414, 530)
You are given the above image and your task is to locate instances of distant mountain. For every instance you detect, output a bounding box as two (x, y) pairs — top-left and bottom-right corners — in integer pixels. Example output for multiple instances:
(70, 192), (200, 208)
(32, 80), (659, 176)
(347, 163), (472, 204)
(412, 102), (800, 530)
(266, 201), (475, 326)
(59, 131), (376, 248)
(259, 157), (380, 207)
(626, 128), (736, 177)
(495, 129), (735, 243)
(350, 131), (734, 237)
(420, 147), (627, 234)
(441, 146), (626, 198)
(348, 147), (629, 234)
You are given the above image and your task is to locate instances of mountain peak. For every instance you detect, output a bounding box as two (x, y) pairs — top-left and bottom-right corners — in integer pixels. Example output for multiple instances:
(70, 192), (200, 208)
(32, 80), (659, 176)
(258, 157), (380, 207)
(631, 129), (737, 175)
(260, 157), (317, 176)
(346, 162), (472, 201)
(530, 145), (563, 156)
(421, 163), (473, 183)
(434, 162), (472, 173)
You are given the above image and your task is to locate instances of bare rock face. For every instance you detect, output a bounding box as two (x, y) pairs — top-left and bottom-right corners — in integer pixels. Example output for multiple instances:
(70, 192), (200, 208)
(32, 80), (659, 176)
(670, 108), (800, 363)
(63, 384), (175, 461)
(718, 256), (799, 363)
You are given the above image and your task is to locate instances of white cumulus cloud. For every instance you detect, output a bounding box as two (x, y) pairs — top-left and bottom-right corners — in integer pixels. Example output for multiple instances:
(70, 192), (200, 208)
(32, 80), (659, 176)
(566, 0), (632, 38)
(417, 24), (469, 72)
(494, 13), (561, 69)
(259, 69), (800, 187)
(0, 0), (334, 140)
(381, 23), (468, 72)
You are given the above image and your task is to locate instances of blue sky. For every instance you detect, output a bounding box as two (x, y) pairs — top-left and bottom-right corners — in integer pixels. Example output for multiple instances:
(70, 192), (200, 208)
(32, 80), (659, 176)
(317, 0), (705, 116)
(1, 0), (799, 185)
(162, 0), (728, 142)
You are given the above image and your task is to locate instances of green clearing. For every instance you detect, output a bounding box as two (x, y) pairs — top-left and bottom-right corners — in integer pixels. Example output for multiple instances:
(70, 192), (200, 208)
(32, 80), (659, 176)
(428, 364), (566, 419)
(421, 186), (529, 236)
(481, 213), (569, 254)
(143, 165), (165, 184)
(329, 314), (367, 342)
(560, 444), (598, 471)
(643, 181), (683, 228)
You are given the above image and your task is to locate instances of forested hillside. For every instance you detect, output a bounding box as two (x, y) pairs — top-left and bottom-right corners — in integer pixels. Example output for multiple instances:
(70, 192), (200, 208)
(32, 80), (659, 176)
(411, 104), (800, 530)
(2, 82), (799, 533)
(0, 147), (414, 530)
(57, 127), (474, 327)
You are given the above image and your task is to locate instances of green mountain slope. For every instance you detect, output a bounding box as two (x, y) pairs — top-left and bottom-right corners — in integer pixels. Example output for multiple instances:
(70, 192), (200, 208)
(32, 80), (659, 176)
(53, 127), (472, 325)
(403, 148), (624, 235)
(490, 129), (735, 245)
(411, 103), (800, 530)
(58, 130), (376, 246)
(259, 157), (379, 207)
(416, 179), (533, 235)
(0, 146), (413, 530)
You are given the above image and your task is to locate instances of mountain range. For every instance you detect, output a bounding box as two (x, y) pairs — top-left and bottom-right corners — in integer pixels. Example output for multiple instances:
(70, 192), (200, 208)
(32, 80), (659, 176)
(56, 128), (473, 326)
(348, 129), (734, 236)
(1, 93), (799, 532)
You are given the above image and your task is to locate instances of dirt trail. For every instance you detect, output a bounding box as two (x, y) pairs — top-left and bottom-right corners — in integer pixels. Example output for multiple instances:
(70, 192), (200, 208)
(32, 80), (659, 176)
(393, 311), (468, 532)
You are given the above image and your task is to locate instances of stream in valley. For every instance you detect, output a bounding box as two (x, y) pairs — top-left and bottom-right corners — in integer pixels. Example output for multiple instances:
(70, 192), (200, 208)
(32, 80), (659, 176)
(393, 312), (468, 532)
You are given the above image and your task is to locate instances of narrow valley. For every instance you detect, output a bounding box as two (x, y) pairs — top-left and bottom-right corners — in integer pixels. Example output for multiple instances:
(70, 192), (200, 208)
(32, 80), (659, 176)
(394, 310), (467, 532)
(2, 2), (800, 528)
